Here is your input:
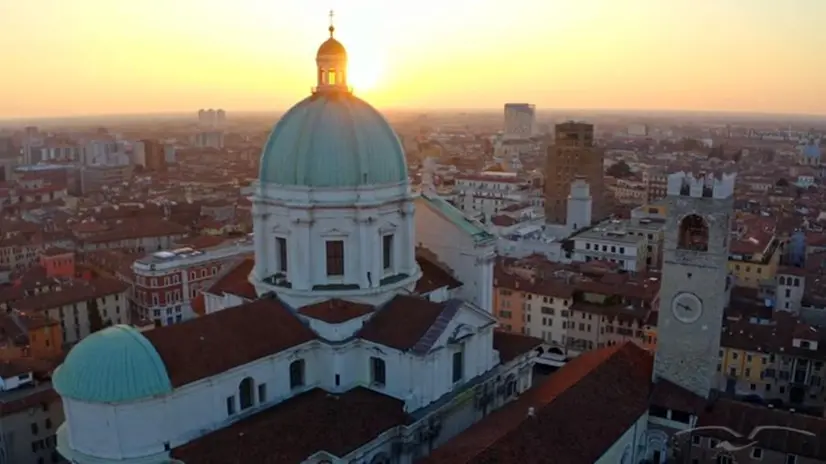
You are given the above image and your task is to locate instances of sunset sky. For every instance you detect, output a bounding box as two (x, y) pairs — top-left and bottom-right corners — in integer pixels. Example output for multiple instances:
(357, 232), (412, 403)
(1, 0), (824, 119)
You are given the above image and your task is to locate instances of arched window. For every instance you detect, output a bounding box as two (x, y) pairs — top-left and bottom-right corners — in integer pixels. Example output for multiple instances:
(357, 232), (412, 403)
(239, 377), (255, 410)
(290, 359), (305, 389)
(779, 276), (786, 286)
(678, 214), (709, 252)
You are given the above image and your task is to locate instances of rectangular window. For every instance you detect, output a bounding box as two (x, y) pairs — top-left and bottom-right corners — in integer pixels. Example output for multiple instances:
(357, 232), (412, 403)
(258, 383), (267, 403)
(276, 237), (288, 273)
(382, 234), (394, 271)
(452, 349), (464, 383)
(371, 357), (386, 386)
(326, 240), (345, 276)
(226, 396), (235, 416)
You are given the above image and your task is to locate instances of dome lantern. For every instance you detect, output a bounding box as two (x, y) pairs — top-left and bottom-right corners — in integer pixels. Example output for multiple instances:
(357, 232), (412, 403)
(315, 10), (348, 92)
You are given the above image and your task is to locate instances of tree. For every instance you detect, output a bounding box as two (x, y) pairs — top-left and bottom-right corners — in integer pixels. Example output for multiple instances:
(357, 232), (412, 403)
(87, 298), (104, 334)
(606, 160), (632, 179)
(776, 178), (789, 187)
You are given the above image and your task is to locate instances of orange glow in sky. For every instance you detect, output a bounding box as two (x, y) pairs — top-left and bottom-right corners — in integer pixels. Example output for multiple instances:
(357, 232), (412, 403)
(0, 0), (824, 118)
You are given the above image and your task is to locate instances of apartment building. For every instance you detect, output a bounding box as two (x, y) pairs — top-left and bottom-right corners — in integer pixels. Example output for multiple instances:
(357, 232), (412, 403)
(719, 306), (826, 409)
(493, 265), (660, 356)
(570, 222), (650, 272)
(0, 375), (64, 464)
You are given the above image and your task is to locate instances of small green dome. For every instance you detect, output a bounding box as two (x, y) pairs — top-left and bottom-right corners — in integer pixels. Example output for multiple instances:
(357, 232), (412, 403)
(259, 92), (409, 188)
(54, 325), (172, 404)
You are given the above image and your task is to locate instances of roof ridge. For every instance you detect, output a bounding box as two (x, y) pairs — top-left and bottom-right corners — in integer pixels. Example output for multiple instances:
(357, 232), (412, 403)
(411, 299), (462, 355)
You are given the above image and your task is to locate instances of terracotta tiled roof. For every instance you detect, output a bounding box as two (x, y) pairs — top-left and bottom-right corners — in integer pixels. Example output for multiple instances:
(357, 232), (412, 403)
(10, 277), (128, 312)
(721, 310), (826, 361)
(423, 343), (652, 464)
(570, 301), (650, 325)
(415, 256), (462, 294)
(649, 379), (705, 415)
(0, 385), (60, 418)
(492, 331), (543, 363)
(144, 298), (317, 387)
(206, 256), (256, 300)
(40, 247), (72, 257)
(493, 269), (574, 299)
(297, 299), (373, 324)
(80, 218), (187, 244)
(174, 235), (230, 250)
(357, 295), (452, 353)
(171, 387), (411, 464)
(697, 398), (826, 460)
(190, 293), (206, 316)
(491, 215), (518, 227)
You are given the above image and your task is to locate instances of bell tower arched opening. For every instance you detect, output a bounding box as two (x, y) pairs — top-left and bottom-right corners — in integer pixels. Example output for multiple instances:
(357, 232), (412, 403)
(678, 214), (709, 252)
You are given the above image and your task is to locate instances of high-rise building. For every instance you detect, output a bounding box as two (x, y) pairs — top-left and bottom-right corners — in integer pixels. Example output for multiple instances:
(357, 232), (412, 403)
(143, 139), (166, 171)
(544, 121), (604, 224)
(503, 103), (535, 139)
(197, 109), (226, 127)
(193, 131), (224, 149)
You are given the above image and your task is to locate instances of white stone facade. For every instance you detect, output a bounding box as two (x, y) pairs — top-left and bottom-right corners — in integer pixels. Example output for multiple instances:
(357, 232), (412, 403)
(251, 182), (421, 309)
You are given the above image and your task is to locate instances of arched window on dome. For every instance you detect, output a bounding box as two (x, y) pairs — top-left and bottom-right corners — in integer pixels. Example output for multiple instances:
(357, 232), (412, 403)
(678, 214), (709, 252)
(239, 377), (255, 410)
(328, 69), (337, 85)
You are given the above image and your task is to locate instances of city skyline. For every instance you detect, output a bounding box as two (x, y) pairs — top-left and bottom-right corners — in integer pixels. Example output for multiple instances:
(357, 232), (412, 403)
(1, 0), (824, 119)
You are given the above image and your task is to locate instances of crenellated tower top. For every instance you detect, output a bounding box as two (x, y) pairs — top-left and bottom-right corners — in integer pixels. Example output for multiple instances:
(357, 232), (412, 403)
(666, 171), (736, 200)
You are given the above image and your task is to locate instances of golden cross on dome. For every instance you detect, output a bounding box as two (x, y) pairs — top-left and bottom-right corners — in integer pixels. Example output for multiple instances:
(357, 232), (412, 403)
(328, 10), (335, 37)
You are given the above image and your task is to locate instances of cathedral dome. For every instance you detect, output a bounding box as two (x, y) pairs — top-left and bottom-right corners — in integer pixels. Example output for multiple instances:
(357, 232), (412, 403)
(317, 36), (347, 57)
(258, 18), (407, 188)
(259, 94), (408, 188)
(54, 325), (172, 403)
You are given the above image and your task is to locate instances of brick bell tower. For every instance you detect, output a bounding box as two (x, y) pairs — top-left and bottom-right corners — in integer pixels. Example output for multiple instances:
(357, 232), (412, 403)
(654, 171), (735, 398)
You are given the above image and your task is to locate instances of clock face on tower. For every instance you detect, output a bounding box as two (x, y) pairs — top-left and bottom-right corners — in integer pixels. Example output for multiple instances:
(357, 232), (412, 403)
(671, 292), (703, 324)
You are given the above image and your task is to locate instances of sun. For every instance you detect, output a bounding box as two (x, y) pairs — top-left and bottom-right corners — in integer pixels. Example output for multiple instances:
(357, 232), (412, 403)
(347, 54), (384, 92)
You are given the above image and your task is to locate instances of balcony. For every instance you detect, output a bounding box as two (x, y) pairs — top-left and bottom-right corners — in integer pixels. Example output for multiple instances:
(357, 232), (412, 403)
(254, 270), (421, 308)
(262, 273), (291, 289)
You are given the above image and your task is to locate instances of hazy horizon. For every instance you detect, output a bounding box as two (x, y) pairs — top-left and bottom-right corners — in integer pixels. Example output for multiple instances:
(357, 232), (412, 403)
(4, 107), (825, 131)
(2, 0), (824, 119)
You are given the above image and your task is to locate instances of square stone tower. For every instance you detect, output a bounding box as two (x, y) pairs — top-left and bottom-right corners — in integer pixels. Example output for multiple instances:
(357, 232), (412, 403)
(654, 171), (735, 398)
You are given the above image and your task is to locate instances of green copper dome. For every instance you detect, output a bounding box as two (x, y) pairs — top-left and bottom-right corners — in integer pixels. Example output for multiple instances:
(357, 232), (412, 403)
(259, 92), (409, 188)
(54, 325), (172, 404)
